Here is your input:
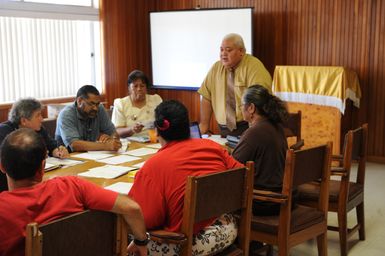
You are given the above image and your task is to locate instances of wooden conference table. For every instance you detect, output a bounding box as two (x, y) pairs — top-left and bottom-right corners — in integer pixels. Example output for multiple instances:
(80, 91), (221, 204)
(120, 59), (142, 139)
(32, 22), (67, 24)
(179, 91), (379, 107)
(43, 135), (228, 187)
(43, 141), (155, 188)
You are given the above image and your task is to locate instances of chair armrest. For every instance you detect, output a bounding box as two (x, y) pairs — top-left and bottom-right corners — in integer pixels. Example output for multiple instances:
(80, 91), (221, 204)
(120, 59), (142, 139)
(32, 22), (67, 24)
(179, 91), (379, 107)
(149, 230), (187, 245)
(332, 154), (343, 160)
(253, 189), (288, 204)
(331, 167), (348, 177)
(289, 139), (304, 150)
(331, 154), (344, 167)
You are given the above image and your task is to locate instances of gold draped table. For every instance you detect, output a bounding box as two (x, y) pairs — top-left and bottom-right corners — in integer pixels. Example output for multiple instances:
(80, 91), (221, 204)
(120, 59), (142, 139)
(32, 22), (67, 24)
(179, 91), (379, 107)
(273, 66), (361, 154)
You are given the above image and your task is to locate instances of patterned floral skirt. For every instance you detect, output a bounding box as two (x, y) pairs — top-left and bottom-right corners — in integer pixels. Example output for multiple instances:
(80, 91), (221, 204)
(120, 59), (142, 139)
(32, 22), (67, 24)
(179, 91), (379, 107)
(147, 213), (238, 256)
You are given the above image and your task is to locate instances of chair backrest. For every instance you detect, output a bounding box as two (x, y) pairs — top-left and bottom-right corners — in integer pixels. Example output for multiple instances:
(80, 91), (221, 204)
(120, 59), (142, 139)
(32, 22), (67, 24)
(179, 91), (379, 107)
(341, 123), (368, 185)
(283, 143), (332, 213)
(283, 111), (304, 150)
(283, 111), (301, 141)
(25, 210), (124, 256)
(42, 118), (57, 138)
(180, 162), (254, 256)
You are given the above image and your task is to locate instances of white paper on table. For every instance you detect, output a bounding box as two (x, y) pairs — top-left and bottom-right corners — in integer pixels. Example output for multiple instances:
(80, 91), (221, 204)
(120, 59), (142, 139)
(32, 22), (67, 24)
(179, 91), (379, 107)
(104, 182), (133, 194)
(123, 148), (158, 157)
(126, 136), (150, 143)
(205, 135), (227, 146)
(97, 155), (141, 165)
(86, 148), (127, 154)
(44, 162), (56, 169)
(72, 152), (114, 160)
(120, 140), (130, 152)
(132, 161), (145, 168)
(46, 157), (83, 166)
(146, 143), (162, 149)
(78, 165), (137, 179)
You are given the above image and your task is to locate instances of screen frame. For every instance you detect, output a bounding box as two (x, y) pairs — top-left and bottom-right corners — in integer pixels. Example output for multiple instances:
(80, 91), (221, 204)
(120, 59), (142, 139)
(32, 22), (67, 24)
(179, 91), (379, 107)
(189, 121), (202, 138)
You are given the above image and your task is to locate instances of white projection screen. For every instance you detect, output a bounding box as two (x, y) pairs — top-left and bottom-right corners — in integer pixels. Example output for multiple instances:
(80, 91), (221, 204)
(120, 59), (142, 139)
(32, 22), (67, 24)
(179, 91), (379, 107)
(150, 8), (253, 90)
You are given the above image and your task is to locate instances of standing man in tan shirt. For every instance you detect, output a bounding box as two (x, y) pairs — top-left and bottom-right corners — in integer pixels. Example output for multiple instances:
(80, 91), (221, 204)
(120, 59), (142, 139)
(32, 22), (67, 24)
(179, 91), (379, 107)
(198, 33), (272, 137)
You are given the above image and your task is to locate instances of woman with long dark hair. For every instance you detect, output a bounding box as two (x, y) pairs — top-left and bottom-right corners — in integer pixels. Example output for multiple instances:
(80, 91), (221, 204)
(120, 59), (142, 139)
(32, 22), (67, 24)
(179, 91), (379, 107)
(232, 84), (289, 216)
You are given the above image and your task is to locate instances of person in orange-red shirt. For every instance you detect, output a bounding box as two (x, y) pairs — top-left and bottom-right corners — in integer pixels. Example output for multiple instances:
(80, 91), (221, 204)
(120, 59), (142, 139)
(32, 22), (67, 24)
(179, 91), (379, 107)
(0, 128), (148, 256)
(129, 100), (243, 256)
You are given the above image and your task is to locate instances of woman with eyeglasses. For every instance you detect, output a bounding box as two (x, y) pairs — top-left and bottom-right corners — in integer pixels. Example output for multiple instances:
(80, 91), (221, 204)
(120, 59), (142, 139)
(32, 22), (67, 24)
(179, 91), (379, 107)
(112, 70), (162, 137)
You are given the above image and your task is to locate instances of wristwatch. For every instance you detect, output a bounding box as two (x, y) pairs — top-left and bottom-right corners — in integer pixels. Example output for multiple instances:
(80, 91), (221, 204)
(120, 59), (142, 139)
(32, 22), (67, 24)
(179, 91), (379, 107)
(134, 232), (151, 246)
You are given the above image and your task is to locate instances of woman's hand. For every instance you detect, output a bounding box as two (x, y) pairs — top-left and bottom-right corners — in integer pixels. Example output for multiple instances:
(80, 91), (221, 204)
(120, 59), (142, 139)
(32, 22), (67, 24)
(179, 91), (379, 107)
(132, 123), (144, 134)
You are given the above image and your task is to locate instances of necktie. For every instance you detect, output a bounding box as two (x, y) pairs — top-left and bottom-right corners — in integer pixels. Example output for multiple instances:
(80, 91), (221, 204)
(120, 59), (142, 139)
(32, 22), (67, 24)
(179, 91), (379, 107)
(226, 69), (236, 131)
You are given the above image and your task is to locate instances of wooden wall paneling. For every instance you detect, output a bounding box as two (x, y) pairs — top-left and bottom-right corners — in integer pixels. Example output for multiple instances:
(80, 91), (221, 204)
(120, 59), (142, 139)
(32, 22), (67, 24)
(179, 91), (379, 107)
(368, 0), (385, 159)
(252, 0), (285, 72)
(100, 0), (128, 108)
(99, 0), (385, 161)
(153, 0), (195, 10)
(101, 0), (157, 108)
(283, 0), (373, 155)
(196, 0), (252, 9)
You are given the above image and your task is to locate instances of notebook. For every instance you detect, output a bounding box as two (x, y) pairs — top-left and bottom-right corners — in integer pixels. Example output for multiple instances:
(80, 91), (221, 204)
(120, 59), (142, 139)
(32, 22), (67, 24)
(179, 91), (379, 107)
(189, 122), (202, 138)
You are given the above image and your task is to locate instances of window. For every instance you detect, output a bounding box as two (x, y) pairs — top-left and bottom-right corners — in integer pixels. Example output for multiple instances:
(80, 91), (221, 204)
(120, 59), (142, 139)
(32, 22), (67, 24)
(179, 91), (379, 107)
(0, 0), (101, 103)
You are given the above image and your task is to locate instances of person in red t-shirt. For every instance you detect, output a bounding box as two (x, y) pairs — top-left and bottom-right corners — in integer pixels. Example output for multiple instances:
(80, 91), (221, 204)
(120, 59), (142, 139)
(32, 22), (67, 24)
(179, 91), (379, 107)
(129, 100), (243, 256)
(0, 128), (148, 256)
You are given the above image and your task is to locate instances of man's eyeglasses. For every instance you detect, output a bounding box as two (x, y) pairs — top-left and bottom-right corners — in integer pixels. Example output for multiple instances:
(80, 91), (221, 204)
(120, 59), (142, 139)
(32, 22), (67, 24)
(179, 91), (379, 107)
(82, 98), (100, 108)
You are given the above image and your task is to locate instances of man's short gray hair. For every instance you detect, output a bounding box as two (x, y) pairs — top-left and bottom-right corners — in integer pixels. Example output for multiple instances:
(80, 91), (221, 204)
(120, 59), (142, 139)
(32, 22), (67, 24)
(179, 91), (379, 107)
(223, 33), (246, 51)
(8, 98), (42, 124)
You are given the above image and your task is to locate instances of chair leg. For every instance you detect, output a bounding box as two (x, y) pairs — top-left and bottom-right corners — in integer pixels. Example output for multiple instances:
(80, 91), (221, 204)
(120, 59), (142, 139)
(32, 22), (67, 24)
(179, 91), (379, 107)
(337, 210), (348, 256)
(356, 202), (366, 240)
(277, 243), (288, 256)
(316, 233), (327, 256)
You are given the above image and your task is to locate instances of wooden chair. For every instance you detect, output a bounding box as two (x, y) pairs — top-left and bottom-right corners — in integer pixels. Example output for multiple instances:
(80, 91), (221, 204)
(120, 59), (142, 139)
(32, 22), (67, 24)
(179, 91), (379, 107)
(251, 143), (332, 256)
(298, 123), (368, 256)
(283, 111), (304, 150)
(25, 210), (127, 256)
(149, 162), (254, 256)
(42, 118), (57, 138)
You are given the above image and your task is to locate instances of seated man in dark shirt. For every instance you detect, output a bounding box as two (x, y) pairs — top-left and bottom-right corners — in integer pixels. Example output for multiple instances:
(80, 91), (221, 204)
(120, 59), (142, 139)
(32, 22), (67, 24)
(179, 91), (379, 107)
(0, 98), (68, 192)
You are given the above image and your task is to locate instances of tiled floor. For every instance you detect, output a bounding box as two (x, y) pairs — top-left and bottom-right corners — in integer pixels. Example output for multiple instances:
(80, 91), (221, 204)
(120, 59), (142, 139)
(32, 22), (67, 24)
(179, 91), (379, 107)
(288, 162), (385, 255)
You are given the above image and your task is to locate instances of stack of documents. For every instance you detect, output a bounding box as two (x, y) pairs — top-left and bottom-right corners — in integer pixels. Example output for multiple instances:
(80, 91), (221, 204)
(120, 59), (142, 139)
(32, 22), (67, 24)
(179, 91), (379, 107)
(97, 155), (140, 165)
(126, 136), (150, 143)
(123, 148), (158, 157)
(72, 152), (114, 160)
(78, 165), (137, 179)
(44, 157), (83, 171)
(44, 162), (62, 172)
(132, 161), (146, 168)
(104, 182), (133, 194)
